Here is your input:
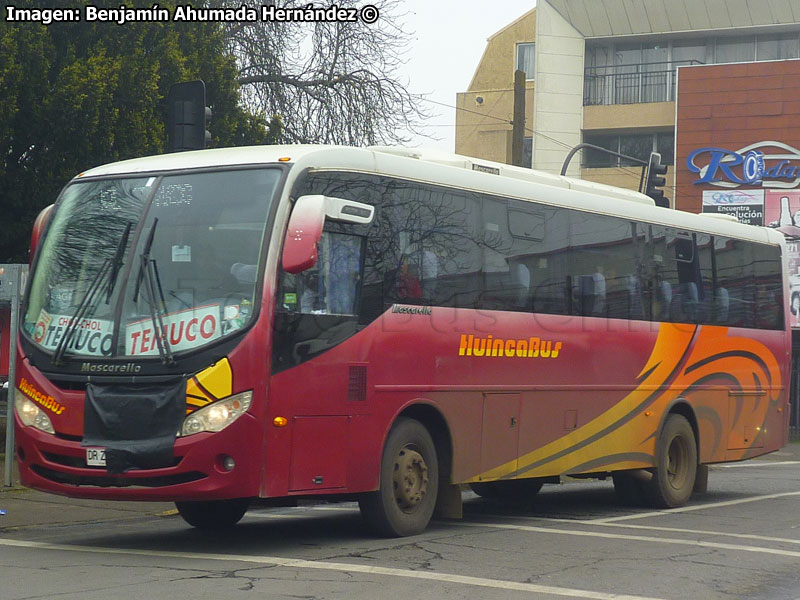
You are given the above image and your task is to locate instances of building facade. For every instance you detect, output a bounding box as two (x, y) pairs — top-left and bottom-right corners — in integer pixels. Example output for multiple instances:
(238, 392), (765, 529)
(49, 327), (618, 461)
(456, 0), (800, 209)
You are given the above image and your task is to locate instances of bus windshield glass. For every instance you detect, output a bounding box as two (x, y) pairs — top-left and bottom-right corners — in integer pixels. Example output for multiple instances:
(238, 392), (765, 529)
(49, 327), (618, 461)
(23, 168), (280, 360)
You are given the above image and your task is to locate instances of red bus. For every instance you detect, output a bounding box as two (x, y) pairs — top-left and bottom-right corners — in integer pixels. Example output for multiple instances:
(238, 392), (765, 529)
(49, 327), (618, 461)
(14, 146), (791, 536)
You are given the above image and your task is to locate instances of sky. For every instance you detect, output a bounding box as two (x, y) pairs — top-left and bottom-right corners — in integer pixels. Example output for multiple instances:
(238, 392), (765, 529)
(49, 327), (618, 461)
(394, 1), (536, 151)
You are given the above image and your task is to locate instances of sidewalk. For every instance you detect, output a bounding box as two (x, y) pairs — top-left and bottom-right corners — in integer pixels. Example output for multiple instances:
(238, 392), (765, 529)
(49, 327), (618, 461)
(0, 454), (175, 530)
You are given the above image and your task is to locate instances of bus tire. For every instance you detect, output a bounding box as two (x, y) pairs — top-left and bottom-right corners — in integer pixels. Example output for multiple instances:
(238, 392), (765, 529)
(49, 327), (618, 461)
(358, 418), (439, 537)
(175, 498), (249, 529)
(469, 479), (544, 499)
(693, 463), (709, 494)
(644, 414), (697, 508)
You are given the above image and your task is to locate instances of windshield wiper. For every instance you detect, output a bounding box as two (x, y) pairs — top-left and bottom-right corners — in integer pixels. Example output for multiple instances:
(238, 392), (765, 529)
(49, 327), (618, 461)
(140, 255), (175, 366)
(51, 222), (135, 365)
(133, 219), (175, 366)
(132, 218), (158, 303)
(52, 258), (112, 366)
(105, 221), (132, 303)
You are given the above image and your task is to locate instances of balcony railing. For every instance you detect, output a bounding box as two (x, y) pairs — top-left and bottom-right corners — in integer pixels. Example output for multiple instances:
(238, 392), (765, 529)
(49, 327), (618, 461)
(584, 60), (703, 106)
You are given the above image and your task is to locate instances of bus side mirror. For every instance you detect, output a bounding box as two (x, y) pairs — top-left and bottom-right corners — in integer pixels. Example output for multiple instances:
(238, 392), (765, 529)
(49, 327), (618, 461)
(30, 204), (54, 265)
(282, 195), (374, 274)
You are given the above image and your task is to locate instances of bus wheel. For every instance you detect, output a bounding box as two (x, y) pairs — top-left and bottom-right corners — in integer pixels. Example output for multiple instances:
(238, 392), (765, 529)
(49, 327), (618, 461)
(175, 498), (249, 529)
(359, 418), (439, 537)
(645, 414), (697, 508)
(470, 479), (544, 499)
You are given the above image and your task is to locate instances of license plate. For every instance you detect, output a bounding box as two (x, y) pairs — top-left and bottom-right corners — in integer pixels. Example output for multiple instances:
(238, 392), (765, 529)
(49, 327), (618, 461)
(86, 447), (106, 467)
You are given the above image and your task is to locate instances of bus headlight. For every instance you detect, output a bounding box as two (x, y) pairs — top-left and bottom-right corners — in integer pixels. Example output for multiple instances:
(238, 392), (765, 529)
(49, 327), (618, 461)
(181, 391), (252, 437)
(15, 391), (55, 434)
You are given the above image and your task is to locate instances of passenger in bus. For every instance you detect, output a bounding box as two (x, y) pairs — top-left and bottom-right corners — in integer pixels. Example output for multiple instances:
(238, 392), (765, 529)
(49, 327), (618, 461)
(653, 280), (672, 321)
(396, 249), (438, 301)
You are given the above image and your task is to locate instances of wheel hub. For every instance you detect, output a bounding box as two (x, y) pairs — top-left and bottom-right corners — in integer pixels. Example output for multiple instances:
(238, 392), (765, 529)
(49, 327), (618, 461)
(393, 447), (428, 511)
(667, 436), (688, 489)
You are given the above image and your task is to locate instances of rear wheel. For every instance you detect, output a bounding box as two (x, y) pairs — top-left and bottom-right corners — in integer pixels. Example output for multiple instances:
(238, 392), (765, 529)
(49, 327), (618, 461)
(470, 479), (544, 499)
(359, 418), (439, 537)
(175, 498), (249, 529)
(693, 463), (709, 494)
(644, 414), (697, 508)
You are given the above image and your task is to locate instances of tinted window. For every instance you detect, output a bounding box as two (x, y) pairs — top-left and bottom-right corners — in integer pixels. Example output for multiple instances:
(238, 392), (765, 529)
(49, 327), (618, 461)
(275, 170), (786, 373)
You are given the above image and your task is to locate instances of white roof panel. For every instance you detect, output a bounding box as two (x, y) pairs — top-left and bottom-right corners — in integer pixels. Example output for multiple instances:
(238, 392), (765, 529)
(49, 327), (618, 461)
(705, 0), (733, 28)
(767, 0), (796, 22)
(605, 0), (633, 36)
(582, 1), (614, 36)
(748, 0), (775, 25)
(641, 0), (672, 33)
(623, 0), (654, 32)
(682, 0), (712, 30)
(545, 0), (800, 37)
(561, 0), (593, 35)
(664, 1), (692, 31)
(726, 0), (754, 26)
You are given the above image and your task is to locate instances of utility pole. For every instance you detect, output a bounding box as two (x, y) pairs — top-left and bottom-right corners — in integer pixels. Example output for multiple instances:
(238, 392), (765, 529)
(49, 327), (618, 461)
(511, 69), (526, 167)
(3, 264), (25, 487)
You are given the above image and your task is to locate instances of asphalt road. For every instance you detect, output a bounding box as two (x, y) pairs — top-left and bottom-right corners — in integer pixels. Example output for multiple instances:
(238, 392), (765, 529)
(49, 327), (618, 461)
(1, 446), (799, 600)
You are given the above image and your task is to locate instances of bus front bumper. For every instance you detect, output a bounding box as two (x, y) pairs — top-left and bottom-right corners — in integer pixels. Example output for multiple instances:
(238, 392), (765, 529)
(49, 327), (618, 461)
(14, 412), (263, 502)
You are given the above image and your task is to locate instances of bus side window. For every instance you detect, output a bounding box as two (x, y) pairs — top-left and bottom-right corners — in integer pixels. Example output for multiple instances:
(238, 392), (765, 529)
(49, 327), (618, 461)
(654, 280), (672, 321)
(280, 231), (364, 316)
(627, 274), (645, 320)
(574, 272), (606, 317)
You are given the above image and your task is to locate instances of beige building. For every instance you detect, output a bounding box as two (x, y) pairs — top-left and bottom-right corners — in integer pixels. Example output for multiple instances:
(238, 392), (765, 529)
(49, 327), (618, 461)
(455, 0), (800, 205)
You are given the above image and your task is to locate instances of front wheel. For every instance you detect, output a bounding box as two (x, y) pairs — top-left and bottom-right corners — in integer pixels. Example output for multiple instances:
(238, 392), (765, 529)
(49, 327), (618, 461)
(359, 418), (439, 537)
(644, 414), (697, 508)
(175, 498), (250, 529)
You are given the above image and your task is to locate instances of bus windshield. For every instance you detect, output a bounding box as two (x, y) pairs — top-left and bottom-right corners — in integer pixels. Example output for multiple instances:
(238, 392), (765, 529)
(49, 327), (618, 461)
(23, 168), (280, 361)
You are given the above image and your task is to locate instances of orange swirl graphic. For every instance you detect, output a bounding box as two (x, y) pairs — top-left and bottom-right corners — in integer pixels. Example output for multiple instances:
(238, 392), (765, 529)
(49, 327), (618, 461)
(472, 323), (782, 482)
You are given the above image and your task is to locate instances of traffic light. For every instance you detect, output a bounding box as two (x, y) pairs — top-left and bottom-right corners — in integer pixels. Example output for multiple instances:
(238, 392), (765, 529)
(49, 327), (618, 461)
(644, 151), (669, 208)
(167, 80), (212, 152)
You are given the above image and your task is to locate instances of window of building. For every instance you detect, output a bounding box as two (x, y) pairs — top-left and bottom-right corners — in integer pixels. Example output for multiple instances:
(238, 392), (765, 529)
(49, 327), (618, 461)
(656, 132), (674, 166)
(582, 132), (674, 168)
(516, 43), (535, 80)
(715, 36), (756, 64)
(757, 33), (800, 61)
(619, 135), (656, 166)
(583, 135), (618, 168)
(584, 32), (800, 105)
(671, 39), (710, 65)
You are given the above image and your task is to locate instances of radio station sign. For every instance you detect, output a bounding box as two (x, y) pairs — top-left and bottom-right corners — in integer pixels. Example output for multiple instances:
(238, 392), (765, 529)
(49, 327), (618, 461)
(687, 142), (800, 189)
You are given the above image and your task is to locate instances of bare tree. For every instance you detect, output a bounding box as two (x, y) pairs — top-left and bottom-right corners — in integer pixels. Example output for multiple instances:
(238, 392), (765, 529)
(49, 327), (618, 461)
(219, 0), (428, 145)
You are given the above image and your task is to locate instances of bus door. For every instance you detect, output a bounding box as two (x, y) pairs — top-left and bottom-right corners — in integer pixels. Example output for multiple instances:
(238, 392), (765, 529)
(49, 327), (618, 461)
(274, 198), (372, 494)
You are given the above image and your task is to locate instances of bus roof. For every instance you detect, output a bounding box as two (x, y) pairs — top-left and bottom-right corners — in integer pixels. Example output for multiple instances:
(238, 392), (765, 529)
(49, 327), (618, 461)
(76, 144), (784, 247)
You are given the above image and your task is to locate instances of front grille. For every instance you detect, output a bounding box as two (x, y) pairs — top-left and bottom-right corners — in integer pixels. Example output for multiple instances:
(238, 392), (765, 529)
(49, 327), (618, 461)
(42, 452), (183, 470)
(31, 464), (206, 488)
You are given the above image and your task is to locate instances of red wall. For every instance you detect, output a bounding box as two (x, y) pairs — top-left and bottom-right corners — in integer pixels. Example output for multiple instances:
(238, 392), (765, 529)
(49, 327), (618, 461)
(676, 59), (800, 213)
